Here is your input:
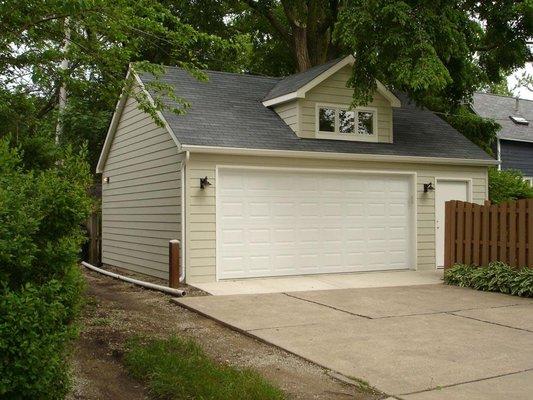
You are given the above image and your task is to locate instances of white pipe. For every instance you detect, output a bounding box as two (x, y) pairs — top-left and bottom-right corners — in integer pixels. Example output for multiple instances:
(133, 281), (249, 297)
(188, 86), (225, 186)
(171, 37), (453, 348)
(81, 262), (186, 297)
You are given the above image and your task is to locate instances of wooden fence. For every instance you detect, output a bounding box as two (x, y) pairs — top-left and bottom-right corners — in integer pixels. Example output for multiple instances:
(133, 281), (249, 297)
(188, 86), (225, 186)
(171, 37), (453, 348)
(444, 199), (533, 268)
(86, 211), (101, 266)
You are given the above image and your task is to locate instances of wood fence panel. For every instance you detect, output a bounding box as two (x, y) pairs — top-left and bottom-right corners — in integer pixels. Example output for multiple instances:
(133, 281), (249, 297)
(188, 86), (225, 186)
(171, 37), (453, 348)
(481, 203), (490, 266)
(473, 205), (481, 265)
(518, 200), (527, 266)
(529, 199), (533, 267)
(444, 199), (532, 269)
(509, 201), (516, 266)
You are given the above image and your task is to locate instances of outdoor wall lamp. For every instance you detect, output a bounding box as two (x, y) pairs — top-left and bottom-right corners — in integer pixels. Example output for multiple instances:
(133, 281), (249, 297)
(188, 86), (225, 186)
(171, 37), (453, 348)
(423, 182), (435, 193)
(103, 176), (110, 184)
(200, 176), (211, 189)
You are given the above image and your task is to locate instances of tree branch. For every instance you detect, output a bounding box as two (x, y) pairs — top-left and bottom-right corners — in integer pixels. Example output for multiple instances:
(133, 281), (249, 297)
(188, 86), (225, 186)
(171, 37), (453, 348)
(242, 0), (291, 43)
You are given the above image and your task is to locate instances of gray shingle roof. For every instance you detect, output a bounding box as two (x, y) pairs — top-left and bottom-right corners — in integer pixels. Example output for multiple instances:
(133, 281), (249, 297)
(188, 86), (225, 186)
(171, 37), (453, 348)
(139, 67), (493, 161)
(472, 92), (533, 143)
(262, 58), (342, 101)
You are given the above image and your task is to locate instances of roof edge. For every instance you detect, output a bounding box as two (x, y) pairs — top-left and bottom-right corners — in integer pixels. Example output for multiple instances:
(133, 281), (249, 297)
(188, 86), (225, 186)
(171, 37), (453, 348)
(262, 55), (401, 108)
(96, 67), (181, 174)
(181, 144), (499, 167)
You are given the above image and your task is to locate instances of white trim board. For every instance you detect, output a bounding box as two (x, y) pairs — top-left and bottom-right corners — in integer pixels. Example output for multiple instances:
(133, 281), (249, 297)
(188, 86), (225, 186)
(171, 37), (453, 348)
(182, 145), (500, 167)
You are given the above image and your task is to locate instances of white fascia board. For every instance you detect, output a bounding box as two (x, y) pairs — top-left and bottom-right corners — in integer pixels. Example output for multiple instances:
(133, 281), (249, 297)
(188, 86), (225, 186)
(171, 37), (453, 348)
(262, 55), (401, 108)
(95, 68), (181, 173)
(181, 144), (500, 167)
(96, 69), (133, 173)
(262, 92), (299, 107)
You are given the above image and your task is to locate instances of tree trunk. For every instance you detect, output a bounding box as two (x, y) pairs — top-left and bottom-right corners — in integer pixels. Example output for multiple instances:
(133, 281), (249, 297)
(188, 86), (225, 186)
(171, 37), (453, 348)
(293, 26), (312, 72)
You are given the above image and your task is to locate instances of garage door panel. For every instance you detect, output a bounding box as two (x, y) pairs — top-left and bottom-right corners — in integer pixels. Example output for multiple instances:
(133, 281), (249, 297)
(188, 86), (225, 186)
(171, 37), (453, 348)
(217, 168), (414, 279)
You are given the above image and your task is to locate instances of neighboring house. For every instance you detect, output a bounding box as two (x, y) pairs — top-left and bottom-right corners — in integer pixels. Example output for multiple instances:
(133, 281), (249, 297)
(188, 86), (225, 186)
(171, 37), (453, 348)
(96, 56), (497, 283)
(472, 92), (533, 185)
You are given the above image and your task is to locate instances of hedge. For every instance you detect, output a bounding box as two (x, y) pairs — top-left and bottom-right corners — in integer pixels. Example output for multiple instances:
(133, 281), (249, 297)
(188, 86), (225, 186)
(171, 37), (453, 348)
(0, 138), (91, 398)
(444, 262), (533, 297)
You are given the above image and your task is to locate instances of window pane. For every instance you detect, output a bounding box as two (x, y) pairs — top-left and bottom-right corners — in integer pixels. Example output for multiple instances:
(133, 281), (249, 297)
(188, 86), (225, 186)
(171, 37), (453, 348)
(339, 110), (355, 133)
(319, 108), (335, 132)
(358, 111), (374, 135)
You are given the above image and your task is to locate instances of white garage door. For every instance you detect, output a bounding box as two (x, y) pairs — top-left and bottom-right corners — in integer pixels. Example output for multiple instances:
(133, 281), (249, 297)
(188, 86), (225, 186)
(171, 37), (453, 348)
(217, 168), (414, 280)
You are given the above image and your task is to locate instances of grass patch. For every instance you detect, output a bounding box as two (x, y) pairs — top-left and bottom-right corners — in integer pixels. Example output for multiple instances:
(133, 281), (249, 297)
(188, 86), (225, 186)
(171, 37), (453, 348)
(444, 262), (533, 297)
(124, 336), (285, 400)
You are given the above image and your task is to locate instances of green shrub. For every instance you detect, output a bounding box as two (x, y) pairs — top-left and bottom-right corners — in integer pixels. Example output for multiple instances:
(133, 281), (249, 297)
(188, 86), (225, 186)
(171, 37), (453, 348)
(444, 262), (533, 297)
(0, 138), (91, 398)
(124, 336), (286, 400)
(0, 267), (85, 399)
(488, 168), (533, 204)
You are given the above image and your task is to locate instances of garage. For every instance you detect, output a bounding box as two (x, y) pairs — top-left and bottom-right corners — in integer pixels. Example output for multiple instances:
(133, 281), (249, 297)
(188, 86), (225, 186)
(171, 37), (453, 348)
(216, 167), (415, 280)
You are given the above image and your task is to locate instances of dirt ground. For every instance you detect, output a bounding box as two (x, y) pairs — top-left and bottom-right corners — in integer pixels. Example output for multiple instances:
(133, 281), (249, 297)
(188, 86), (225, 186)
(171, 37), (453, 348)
(68, 267), (384, 400)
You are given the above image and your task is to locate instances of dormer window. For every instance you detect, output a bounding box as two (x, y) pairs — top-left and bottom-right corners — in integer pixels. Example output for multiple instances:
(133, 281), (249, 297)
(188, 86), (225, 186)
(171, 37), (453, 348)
(316, 104), (378, 142)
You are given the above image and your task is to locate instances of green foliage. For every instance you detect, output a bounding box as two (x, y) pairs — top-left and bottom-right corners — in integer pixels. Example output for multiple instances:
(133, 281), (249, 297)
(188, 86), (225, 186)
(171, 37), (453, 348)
(0, 138), (92, 289)
(124, 336), (286, 400)
(444, 107), (500, 155)
(488, 168), (533, 204)
(335, 0), (533, 108)
(444, 262), (533, 297)
(0, 0), (242, 171)
(0, 267), (85, 399)
(0, 138), (91, 398)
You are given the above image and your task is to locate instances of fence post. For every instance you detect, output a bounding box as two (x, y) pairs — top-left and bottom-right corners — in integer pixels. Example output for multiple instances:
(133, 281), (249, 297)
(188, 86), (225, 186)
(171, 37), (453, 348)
(169, 240), (180, 288)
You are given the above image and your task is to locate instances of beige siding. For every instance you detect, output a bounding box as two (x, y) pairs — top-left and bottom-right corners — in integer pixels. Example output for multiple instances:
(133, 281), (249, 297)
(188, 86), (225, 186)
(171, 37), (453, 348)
(101, 93), (182, 280)
(185, 153), (487, 283)
(273, 101), (299, 133)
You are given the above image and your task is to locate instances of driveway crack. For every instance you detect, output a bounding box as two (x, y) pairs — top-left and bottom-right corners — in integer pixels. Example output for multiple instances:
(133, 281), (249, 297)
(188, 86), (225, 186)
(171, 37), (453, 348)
(447, 312), (533, 333)
(282, 293), (373, 319)
(397, 367), (533, 397)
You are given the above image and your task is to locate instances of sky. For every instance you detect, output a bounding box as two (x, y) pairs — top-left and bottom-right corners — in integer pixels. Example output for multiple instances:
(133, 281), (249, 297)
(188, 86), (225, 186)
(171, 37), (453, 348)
(508, 63), (533, 99)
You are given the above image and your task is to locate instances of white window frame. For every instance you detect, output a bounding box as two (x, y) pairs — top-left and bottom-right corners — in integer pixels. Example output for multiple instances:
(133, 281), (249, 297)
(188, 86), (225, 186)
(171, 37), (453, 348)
(524, 176), (533, 186)
(315, 103), (378, 142)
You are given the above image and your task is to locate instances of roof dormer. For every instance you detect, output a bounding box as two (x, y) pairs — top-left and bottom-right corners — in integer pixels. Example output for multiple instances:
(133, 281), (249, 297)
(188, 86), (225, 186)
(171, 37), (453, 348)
(265, 56), (401, 144)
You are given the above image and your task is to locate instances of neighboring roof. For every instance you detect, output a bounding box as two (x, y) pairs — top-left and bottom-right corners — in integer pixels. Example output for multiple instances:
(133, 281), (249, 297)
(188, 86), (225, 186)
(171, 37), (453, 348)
(262, 55), (401, 108)
(472, 92), (533, 143)
(132, 66), (493, 163)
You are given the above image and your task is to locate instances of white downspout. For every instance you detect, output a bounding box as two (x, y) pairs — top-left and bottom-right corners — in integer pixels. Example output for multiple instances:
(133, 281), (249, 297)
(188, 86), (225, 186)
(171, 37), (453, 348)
(180, 150), (190, 282)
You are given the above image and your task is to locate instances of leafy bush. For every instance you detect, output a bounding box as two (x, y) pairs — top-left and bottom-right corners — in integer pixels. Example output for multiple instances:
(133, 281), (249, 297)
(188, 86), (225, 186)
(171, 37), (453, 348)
(0, 138), (91, 398)
(0, 268), (85, 398)
(444, 262), (533, 297)
(124, 336), (286, 400)
(488, 168), (533, 204)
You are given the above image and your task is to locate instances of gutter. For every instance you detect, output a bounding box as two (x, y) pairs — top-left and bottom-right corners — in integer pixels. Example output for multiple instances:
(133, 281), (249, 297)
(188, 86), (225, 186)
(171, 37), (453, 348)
(180, 145), (500, 167)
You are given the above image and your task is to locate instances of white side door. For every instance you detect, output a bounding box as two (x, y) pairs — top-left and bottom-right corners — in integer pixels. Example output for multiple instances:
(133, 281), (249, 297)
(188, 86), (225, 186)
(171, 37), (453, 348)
(435, 180), (469, 267)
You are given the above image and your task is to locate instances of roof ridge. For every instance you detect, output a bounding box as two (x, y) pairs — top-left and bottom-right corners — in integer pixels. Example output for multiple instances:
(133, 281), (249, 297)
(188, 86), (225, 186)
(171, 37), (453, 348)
(474, 91), (533, 103)
(162, 65), (282, 81)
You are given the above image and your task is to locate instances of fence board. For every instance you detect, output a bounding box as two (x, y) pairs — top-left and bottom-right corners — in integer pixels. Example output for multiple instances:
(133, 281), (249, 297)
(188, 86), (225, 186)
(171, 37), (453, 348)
(473, 205), (481, 265)
(464, 202), (473, 265)
(456, 202), (464, 263)
(481, 203), (490, 266)
(518, 200), (527, 266)
(444, 199), (532, 269)
(528, 199), (533, 267)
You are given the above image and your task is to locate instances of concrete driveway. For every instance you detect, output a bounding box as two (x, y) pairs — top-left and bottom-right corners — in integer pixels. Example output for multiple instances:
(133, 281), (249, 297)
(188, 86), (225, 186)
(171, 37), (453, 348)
(175, 284), (533, 399)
